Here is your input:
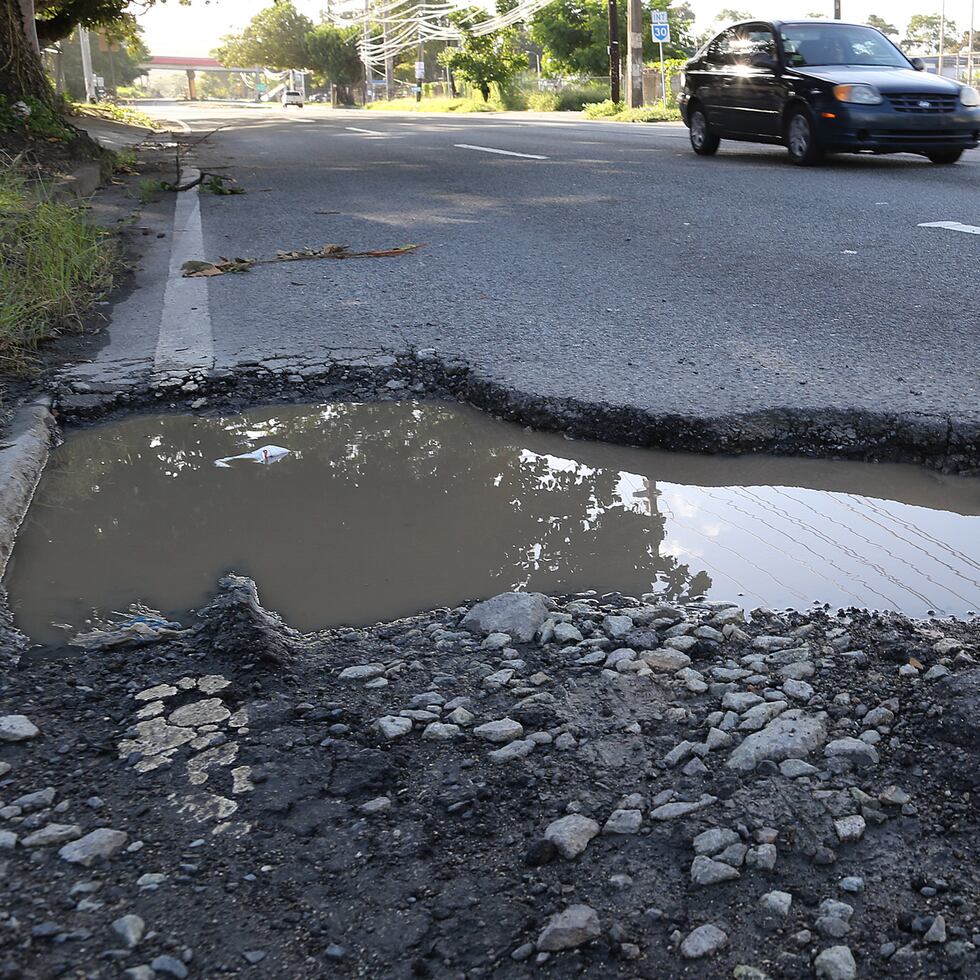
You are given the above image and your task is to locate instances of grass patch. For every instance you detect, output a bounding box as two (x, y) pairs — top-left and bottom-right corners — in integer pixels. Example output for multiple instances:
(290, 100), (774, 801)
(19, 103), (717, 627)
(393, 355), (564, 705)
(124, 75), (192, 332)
(0, 165), (116, 375)
(0, 96), (74, 139)
(582, 100), (682, 122)
(365, 96), (500, 113)
(71, 102), (163, 131)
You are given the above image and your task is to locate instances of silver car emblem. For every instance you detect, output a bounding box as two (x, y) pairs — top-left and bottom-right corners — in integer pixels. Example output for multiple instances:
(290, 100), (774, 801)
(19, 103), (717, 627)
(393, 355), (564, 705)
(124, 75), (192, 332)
(918, 100), (931, 108)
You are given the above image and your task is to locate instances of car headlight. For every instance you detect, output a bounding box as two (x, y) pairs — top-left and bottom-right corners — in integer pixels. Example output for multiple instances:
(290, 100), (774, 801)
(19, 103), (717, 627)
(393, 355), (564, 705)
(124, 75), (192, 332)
(961, 86), (980, 107)
(833, 83), (882, 105)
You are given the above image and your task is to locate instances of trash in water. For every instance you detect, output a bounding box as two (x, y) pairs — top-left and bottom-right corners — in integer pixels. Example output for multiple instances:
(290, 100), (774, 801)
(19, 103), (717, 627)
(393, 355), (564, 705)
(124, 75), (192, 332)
(214, 445), (290, 468)
(69, 606), (183, 651)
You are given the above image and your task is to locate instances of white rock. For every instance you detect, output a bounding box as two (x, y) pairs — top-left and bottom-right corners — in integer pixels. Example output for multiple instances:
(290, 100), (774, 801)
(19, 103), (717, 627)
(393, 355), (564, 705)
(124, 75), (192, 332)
(544, 814), (600, 858)
(21, 823), (82, 847)
(482, 632), (512, 649)
(643, 650), (691, 670)
(473, 718), (524, 744)
(602, 809), (642, 835)
(813, 945), (857, 980)
(536, 905), (601, 951)
(760, 890), (793, 916)
(489, 738), (536, 763)
(59, 829), (128, 867)
(461, 592), (551, 642)
(691, 855), (740, 885)
(834, 815), (866, 843)
(134, 685), (177, 702)
(824, 737), (879, 767)
(0, 715), (39, 741)
(376, 716), (412, 740)
(680, 923), (728, 959)
(693, 828), (739, 855)
(446, 706), (475, 726)
(727, 714), (827, 773)
(112, 914), (145, 949)
(422, 722), (460, 741)
(338, 663), (386, 681)
(553, 622), (584, 644)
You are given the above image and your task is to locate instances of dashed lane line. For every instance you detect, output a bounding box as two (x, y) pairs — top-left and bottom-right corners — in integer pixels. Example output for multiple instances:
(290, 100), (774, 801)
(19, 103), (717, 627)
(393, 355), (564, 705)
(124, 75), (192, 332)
(154, 167), (214, 377)
(346, 126), (388, 136)
(453, 143), (548, 159)
(918, 220), (980, 236)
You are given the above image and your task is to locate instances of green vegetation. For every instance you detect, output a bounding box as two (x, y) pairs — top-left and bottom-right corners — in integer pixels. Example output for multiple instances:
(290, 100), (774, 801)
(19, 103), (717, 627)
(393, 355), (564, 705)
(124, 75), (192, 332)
(439, 6), (528, 103)
(0, 95), (73, 139)
(365, 96), (500, 113)
(0, 165), (115, 374)
(70, 101), (161, 130)
(305, 23), (364, 103)
(213, 1), (313, 70)
(583, 99), (681, 122)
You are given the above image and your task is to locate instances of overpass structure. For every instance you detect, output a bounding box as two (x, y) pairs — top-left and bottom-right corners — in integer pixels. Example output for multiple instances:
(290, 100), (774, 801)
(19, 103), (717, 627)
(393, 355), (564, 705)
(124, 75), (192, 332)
(139, 56), (264, 100)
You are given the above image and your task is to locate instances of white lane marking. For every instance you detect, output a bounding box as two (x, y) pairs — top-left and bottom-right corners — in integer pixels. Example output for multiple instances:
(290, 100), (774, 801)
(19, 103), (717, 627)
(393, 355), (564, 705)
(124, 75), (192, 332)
(160, 116), (192, 134)
(346, 126), (387, 136)
(454, 143), (548, 159)
(154, 167), (214, 376)
(918, 220), (980, 236)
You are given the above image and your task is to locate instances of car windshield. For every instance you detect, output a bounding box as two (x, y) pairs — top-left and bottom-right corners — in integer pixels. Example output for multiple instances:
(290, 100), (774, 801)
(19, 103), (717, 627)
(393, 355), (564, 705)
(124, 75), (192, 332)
(780, 23), (909, 68)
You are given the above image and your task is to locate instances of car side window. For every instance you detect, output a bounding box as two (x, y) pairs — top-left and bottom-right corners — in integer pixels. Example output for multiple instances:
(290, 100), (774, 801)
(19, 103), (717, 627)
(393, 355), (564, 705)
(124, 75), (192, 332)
(705, 28), (739, 68)
(731, 25), (777, 66)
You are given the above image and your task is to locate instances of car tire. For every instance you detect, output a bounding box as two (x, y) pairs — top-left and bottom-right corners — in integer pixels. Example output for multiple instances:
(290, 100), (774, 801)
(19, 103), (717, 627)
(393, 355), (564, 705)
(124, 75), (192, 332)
(785, 108), (823, 166)
(926, 149), (962, 165)
(689, 106), (720, 156)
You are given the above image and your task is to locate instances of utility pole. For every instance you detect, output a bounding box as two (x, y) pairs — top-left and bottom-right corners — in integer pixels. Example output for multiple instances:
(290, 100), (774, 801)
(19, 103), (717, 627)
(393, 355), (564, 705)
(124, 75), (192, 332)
(78, 27), (96, 102)
(939, 0), (946, 76)
(383, 16), (394, 100)
(969, 0), (975, 87)
(625, 0), (643, 108)
(834, 1), (841, 19)
(608, 0), (621, 104)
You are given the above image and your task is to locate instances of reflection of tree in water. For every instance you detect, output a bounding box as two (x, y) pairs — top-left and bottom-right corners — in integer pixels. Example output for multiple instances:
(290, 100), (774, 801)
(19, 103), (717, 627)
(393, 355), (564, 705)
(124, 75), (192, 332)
(25, 401), (710, 607)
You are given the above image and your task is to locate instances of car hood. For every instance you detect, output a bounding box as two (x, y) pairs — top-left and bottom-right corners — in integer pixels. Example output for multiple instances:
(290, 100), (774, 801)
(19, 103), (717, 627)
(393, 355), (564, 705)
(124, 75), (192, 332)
(794, 65), (962, 93)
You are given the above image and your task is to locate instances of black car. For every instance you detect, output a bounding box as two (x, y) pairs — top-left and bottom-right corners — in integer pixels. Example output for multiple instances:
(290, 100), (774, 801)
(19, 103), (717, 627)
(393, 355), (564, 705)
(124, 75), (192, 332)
(678, 20), (980, 165)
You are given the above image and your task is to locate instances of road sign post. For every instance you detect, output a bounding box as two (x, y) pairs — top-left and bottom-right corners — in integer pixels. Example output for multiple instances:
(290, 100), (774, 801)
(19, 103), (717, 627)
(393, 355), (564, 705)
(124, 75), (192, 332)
(652, 14), (671, 111)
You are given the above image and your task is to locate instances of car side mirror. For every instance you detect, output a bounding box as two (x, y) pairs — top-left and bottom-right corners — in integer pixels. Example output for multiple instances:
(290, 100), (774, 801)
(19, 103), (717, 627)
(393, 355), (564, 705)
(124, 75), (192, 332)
(910, 57), (926, 71)
(750, 53), (778, 70)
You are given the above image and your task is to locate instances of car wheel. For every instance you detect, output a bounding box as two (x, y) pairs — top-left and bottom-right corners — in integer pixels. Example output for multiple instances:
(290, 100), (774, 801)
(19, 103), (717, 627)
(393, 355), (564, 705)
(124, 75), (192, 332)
(689, 106), (720, 156)
(926, 149), (963, 165)
(786, 108), (823, 166)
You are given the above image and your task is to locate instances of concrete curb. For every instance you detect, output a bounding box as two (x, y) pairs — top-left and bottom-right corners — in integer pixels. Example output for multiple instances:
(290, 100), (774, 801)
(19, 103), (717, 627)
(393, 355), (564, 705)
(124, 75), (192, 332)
(0, 397), (56, 582)
(48, 163), (103, 203)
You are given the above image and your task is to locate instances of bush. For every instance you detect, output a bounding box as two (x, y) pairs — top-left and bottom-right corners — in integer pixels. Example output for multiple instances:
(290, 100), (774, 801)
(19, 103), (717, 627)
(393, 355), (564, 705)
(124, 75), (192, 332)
(526, 91), (560, 111)
(555, 84), (610, 111)
(582, 99), (681, 122)
(0, 166), (115, 373)
(70, 102), (162, 131)
(582, 99), (622, 119)
(365, 96), (500, 113)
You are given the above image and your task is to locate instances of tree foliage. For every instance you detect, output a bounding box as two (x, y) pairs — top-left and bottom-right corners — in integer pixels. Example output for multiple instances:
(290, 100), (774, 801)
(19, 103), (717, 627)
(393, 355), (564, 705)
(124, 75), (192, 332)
(305, 23), (362, 99)
(530, 0), (693, 77)
(865, 14), (898, 38)
(212, 1), (313, 69)
(438, 7), (527, 101)
(59, 25), (149, 98)
(904, 14), (956, 54)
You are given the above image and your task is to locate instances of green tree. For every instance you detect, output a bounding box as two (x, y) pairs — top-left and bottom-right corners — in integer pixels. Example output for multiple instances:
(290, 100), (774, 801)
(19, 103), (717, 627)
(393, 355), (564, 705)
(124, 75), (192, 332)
(3, 1), (192, 114)
(438, 6), (527, 101)
(531, 0), (692, 77)
(57, 25), (148, 99)
(866, 14), (898, 37)
(305, 23), (362, 102)
(213, 1), (313, 70)
(904, 14), (956, 53)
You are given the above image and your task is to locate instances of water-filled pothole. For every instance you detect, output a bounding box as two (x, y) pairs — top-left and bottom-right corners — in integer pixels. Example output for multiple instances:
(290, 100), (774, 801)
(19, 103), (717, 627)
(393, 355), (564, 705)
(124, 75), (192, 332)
(5, 401), (980, 645)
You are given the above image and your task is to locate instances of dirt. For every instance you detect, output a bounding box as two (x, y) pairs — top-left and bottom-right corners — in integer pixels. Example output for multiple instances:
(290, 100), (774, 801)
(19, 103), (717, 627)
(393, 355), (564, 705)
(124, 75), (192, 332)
(0, 580), (977, 978)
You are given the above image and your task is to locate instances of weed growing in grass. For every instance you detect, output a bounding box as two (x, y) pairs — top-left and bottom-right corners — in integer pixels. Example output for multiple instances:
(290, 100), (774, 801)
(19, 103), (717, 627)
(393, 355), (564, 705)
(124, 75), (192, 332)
(0, 166), (116, 374)
(137, 177), (164, 202)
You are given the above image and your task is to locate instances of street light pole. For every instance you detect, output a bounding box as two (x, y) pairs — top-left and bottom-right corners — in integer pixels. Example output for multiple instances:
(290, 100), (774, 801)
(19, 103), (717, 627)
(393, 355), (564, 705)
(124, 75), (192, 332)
(78, 27), (96, 102)
(834, 1), (841, 20)
(608, 0), (621, 103)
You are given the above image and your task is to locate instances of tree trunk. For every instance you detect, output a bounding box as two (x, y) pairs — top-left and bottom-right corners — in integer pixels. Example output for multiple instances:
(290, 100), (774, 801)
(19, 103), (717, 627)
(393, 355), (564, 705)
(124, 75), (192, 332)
(1, 0), (52, 103)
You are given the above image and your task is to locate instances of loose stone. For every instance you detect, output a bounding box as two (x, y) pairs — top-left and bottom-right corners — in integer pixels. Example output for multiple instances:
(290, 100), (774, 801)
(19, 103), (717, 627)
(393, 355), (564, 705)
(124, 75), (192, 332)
(813, 945), (857, 980)
(59, 829), (128, 866)
(112, 914), (145, 949)
(473, 718), (524, 743)
(680, 923), (729, 959)
(536, 904), (602, 951)
(0, 715), (40, 741)
(544, 814), (600, 859)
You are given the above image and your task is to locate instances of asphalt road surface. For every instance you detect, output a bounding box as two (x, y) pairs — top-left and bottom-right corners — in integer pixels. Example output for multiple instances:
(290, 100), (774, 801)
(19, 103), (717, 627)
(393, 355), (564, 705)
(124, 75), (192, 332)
(134, 104), (979, 431)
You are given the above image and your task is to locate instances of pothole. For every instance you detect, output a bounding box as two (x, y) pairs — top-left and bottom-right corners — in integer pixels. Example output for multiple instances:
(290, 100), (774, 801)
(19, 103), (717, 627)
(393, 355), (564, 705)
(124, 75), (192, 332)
(4, 400), (980, 647)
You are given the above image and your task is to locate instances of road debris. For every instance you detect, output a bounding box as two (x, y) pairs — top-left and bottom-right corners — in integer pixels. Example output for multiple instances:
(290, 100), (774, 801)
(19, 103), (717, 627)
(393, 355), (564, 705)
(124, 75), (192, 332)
(181, 243), (423, 278)
(213, 445), (290, 468)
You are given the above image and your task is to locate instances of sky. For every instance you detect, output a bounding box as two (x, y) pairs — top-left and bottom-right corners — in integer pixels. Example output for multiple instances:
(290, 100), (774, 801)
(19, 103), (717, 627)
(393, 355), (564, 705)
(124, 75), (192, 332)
(135, 0), (976, 58)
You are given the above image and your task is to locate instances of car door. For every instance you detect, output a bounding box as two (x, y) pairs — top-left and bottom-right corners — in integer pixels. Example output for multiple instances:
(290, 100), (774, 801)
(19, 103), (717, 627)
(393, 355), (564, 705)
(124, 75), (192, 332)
(693, 28), (738, 131)
(722, 24), (782, 136)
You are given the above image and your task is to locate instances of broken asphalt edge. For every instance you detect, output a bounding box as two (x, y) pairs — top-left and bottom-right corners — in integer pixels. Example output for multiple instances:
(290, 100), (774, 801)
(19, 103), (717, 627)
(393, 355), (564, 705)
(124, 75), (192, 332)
(51, 349), (979, 475)
(0, 395), (56, 584)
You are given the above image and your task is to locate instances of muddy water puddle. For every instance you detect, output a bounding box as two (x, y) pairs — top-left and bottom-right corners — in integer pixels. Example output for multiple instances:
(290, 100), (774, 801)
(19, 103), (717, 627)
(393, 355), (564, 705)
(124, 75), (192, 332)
(5, 401), (980, 645)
